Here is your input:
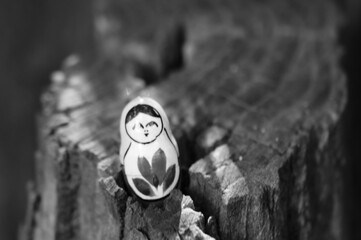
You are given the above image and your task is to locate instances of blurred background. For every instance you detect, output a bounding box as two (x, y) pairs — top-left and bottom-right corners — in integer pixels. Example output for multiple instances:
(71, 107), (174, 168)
(0, 0), (94, 239)
(0, 0), (359, 240)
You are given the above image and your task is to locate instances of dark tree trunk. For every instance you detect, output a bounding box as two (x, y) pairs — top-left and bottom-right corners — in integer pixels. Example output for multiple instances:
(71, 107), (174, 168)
(21, 0), (347, 239)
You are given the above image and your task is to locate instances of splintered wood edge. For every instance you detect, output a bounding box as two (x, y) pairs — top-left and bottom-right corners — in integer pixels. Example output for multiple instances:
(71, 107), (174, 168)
(42, 0), (346, 183)
(35, 0), (346, 239)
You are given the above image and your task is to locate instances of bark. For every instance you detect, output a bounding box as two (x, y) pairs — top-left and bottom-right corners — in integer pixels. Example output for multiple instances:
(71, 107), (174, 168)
(21, 0), (347, 239)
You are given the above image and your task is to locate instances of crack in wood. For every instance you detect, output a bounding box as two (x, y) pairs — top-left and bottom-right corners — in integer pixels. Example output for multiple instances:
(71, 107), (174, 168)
(22, 0), (347, 239)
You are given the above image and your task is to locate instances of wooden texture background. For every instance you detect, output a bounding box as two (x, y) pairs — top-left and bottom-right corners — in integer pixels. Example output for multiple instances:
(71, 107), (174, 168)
(0, 0), (360, 240)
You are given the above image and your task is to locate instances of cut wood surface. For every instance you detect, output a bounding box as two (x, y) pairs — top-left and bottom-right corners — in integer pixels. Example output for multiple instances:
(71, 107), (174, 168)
(22, 0), (347, 240)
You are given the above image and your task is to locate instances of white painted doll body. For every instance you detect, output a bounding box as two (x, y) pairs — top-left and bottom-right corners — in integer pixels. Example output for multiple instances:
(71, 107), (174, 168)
(120, 97), (180, 201)
(124, 131), (179, 199)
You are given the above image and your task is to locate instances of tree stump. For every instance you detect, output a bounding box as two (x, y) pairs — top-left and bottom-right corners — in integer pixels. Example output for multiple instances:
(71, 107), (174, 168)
(21, 0), (347, 240)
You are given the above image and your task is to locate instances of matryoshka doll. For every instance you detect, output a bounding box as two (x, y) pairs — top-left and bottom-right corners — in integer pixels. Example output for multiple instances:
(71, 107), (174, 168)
(119, 97), (180, 201)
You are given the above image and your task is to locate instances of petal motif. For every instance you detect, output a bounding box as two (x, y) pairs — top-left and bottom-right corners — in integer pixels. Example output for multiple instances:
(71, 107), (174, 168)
(133, 178), (155, 196)
(152, 175), (160, 187)
(137, 156), (153, 183)
(163, 164), (176, 192)
(152, 148), (166, 183)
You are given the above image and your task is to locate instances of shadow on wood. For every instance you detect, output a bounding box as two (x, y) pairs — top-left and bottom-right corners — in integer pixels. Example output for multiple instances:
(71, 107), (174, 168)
(21, 0), (347, 239)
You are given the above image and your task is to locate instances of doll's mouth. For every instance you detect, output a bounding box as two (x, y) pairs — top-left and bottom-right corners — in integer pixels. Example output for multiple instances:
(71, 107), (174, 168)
(144, 133), (149, 137)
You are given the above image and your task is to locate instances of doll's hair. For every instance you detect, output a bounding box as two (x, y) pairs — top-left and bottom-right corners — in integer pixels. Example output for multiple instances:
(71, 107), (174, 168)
(125, 104), (161, 124)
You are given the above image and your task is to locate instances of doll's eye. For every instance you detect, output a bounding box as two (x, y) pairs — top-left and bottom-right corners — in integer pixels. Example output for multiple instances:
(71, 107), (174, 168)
(146, 121), (158, 127)
(140, 123), (144, 129)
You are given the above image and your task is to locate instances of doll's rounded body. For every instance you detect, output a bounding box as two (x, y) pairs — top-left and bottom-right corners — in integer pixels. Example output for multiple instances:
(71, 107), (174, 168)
(123, 133), (179, 200)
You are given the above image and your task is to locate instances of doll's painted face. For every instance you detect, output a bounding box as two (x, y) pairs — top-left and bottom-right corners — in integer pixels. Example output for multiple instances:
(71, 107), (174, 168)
(125, 105), (163, 144)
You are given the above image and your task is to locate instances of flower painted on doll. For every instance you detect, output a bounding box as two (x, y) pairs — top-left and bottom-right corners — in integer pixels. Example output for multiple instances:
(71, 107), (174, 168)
(133, 148), (176, 197)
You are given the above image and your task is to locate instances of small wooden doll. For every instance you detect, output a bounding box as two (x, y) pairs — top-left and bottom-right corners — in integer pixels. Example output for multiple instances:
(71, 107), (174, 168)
(119, 97), (180, 201)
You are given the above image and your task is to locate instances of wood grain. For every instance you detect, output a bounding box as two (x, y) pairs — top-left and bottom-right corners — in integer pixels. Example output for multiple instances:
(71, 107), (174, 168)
(22, 0), (347, 239)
